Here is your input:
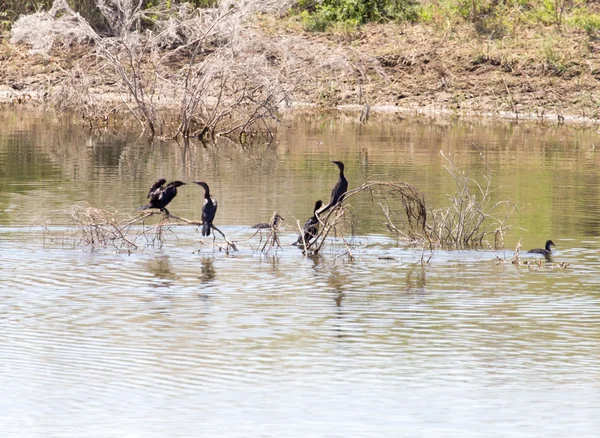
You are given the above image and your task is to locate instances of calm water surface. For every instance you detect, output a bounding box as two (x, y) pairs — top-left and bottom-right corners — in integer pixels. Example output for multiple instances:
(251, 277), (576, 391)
(1, 109), (600, 437)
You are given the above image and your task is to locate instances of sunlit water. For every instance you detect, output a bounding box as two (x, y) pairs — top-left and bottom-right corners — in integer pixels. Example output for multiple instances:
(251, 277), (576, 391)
(1, 109), (600, 437)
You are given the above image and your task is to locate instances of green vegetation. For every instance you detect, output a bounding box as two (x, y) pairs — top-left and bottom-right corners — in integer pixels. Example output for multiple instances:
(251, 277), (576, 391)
(296, 0), (600, 36)
(297, 0), (419, 31)
(3, 1), (600, 37)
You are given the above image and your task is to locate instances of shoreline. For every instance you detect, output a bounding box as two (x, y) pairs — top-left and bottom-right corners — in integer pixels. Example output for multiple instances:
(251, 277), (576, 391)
(2, 18), (600, 129)
(3, 88), (597, 128)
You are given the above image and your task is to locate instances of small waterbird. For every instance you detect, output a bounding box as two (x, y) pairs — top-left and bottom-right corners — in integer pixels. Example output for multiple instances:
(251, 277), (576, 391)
(195, 181), (218, 237)
(318, 160), (348, 215)
(292, 200), (323, 247)
(138, 180), (186, 216)
(252, 213), (284, 229)
(528, 240), (556, 256)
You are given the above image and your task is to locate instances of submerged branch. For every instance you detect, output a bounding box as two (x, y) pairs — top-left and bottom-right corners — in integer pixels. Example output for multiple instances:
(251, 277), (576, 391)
(60, 151), (513, 256)
(63, 205), (238, 251)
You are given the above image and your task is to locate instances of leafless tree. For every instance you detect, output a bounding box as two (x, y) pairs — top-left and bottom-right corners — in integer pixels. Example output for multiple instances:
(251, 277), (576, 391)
(10, 0), (318, 140)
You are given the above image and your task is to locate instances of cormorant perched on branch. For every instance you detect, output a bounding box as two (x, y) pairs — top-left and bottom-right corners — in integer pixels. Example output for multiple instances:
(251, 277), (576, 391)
(252, 213), (284, 229)
(138, 180), (186, 216)
(292, 200), (323, 247)
(318, 160), (348, 215)
(528, 240), (556, 256)
(195, 181), (218, 236)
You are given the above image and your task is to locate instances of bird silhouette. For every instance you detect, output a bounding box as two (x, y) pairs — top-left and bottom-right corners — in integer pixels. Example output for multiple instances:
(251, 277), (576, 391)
(293, 200), (323, 247)
(252, 213), (284, 229)
(318, 160), (348, 215)
(138, 180), (186, 216)
(195, 181), (218, 237)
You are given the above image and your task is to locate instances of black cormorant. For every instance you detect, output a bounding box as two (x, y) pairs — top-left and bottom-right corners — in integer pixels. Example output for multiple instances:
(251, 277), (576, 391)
(318, 160), (348, 215)
(293, 200), (323, 247)
(147, 178), (167, 199)
(195, 181), (218, 236)
(138, 180), (186, 216)
(528, 240), (556, 256)
(252, 213), (284, 229)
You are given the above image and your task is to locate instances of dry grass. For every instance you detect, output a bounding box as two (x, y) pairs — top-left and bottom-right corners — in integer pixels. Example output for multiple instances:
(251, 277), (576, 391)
(4, 3), (600, 123)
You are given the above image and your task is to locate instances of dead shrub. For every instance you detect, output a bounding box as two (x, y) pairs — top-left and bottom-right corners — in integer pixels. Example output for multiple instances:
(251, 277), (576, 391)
(63, 204), (238, 252)
(9, 0), (324, 141)
(65, 204), (142, 250)
(305, 155), (515, 255)
(428, 151), (516, 249)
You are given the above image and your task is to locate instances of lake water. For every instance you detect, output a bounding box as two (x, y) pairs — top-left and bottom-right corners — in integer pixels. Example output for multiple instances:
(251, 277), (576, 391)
(1, 108), (600, 437)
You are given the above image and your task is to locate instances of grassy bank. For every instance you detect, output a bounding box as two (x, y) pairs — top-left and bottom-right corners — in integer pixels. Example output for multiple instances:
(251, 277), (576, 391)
(280, 0), (600, 121)
(295, 0), (600, 35)
(2, 0), (600, 130)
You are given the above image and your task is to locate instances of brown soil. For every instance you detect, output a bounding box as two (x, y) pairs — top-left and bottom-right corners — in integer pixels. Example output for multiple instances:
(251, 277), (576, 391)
(2, 19), (600, 124)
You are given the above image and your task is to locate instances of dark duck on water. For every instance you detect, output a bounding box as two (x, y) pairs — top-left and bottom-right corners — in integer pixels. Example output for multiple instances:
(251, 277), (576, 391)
(195, 181), (218, 237)
(138, 179), (186, 216)
(528, 240), (556, 256)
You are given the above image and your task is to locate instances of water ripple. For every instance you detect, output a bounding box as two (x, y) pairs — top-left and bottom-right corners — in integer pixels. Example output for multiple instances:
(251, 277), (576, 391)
(2, 229), (600, 437)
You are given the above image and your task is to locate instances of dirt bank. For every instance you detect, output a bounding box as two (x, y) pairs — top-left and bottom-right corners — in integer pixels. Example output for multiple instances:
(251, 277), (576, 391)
(2, 18), (600, 125)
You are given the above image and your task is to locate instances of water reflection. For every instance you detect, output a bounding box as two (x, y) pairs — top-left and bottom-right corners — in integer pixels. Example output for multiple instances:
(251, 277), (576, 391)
(307, 253), (323, 271)
(3, 109), (600, 245)
(265, 255), (280, 276)
(405, 265), (427, 294)
(326, 265), (349, 339)
(146, 254), (178, 288)
(199, 257), (216, 283)
(327, 265), (347, 293)
(3, 111), (600, 437)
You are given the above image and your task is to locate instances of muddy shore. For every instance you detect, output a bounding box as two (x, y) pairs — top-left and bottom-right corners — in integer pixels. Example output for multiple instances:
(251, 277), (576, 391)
(2, 19), (600, 125)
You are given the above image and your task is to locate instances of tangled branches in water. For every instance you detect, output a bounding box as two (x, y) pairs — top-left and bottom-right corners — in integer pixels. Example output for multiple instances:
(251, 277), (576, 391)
(294, 204), (359, 259)
(65, 205), (238, 253)
(429, 151), (517, 249)
(349, 180), (428, 245)
(304, 160), (515, 253)
(62, 153), (514, 256)
(66, 205), (142, 251)
(248, 211), (284, 255)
